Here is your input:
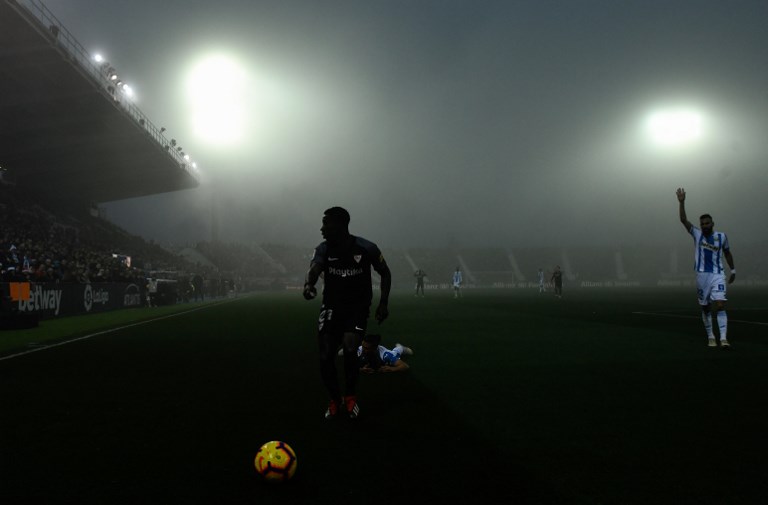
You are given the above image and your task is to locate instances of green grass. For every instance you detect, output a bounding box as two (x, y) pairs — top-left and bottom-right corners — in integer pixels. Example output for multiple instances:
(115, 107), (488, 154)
(0, 301), (227, 354)
(1, 287), (767, 504)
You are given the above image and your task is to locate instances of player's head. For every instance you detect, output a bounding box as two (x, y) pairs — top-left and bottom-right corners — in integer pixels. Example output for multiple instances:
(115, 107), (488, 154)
(321, 207), (350, 243)
(361, 334), (381, 357)
(699, 214), (714, 235)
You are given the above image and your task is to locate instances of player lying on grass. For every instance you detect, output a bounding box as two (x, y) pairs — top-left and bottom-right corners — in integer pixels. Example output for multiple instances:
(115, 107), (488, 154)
(339, 333), (413, 373)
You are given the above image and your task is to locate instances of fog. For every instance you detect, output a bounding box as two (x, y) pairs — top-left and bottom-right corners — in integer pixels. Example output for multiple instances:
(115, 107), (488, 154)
(46, 0), (768, 249)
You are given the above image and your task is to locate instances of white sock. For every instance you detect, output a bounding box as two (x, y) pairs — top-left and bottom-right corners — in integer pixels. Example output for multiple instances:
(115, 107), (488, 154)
(717, 311), (728, 341)
(702, 312), (714, 338)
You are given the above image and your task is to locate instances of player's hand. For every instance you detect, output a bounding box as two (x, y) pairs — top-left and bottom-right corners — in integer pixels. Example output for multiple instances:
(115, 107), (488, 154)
(676, 188), (686, 202)
(729, 272), (736, 284)
(302, 284), (317, 300)
(360, 365), (375, 375)
(375, 303), (389, 323)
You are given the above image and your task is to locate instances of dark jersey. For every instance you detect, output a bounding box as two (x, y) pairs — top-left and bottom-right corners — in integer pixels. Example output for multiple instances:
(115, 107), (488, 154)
(358, 350), (382, 370)
(311, 235), (387, 306)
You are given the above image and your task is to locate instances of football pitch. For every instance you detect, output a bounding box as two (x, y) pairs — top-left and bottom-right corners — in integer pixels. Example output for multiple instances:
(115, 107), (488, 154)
(2, 287), (768, 504)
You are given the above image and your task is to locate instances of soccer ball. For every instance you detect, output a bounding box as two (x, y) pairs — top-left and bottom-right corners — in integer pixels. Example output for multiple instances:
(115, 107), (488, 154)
(254, 441), (297, 482)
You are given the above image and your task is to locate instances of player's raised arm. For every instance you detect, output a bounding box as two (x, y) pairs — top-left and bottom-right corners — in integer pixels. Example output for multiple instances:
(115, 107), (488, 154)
(676, 188), (693, 232)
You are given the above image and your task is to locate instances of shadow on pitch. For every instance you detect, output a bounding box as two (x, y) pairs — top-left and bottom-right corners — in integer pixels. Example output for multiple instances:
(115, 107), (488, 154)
(249, 371), (568, 505)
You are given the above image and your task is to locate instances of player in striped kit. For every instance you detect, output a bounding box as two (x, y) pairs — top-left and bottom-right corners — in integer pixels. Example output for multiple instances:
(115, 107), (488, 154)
(452, 267), (463, 298)
(676, 188), (736, 348)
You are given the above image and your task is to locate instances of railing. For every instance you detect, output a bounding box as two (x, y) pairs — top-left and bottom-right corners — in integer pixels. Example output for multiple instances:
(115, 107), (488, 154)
(8, 0), (200, 181)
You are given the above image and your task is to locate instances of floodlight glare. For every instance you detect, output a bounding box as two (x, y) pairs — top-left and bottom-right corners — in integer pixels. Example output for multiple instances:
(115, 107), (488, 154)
(645, 108), (703, 147)
(94, 53), (104, 63)
(186, 53), (249, 145)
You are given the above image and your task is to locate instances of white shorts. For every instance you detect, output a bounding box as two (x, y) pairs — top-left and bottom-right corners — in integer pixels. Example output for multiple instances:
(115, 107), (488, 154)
(696, 272), (727, 305)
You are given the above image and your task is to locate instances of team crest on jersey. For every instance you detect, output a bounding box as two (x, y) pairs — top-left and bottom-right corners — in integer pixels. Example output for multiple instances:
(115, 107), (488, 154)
(354, 254), (362, 263)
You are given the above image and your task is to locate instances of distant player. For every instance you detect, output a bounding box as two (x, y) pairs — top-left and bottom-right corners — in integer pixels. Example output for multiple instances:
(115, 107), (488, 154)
(303, 207), (392, 419)
(452, 266), (463, 298)
(676, 188), (736, 348)
(551, 266), (563, 298)
(339, 334), (414, 373)
(537, 268), (545, 293)
(414, 268), (427, 297)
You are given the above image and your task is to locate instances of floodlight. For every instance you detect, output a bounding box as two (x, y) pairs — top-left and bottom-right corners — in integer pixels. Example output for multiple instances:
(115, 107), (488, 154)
(645, 108), (703, 147)
(186, 53), (248, 145)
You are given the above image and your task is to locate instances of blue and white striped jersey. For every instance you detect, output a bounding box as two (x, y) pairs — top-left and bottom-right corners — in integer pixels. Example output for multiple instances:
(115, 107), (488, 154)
(356, 344), (401, 369)
(688, 225), (730, 274)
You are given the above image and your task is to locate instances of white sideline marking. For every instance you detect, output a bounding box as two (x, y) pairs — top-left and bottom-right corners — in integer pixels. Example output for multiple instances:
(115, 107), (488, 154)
(633, 311), (768, 326)
(0, 300), (233, 362)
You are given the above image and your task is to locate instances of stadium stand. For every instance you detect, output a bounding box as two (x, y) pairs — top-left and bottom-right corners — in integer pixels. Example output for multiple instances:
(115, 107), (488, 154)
(379, 249), (418, 289)
(405, 248), (464, 287)
(259, 243), (313, 286)
(458, 247), (514, 285)
(0, 0), (199, 203)
(620, 245), (674, 281)
(512, 247), (563, 282)
(563, 246), (616, 282)
(4, 0), (766, 324)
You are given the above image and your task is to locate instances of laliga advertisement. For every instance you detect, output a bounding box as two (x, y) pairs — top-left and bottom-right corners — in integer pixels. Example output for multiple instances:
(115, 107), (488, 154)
(3, 282), (146, 319)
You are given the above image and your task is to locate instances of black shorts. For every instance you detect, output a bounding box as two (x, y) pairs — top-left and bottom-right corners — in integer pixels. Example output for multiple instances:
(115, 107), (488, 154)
(317, 304), (369, 336)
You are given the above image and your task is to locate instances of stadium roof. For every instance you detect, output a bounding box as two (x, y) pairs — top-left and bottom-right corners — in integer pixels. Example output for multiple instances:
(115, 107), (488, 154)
(0, 0), (200, 203)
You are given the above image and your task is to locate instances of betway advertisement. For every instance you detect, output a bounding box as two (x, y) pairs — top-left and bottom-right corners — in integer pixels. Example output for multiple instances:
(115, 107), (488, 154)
(3, 283), (146, 319)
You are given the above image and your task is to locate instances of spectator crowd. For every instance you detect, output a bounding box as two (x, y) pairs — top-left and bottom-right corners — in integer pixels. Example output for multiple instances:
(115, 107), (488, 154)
(0, 185), (283, 294)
